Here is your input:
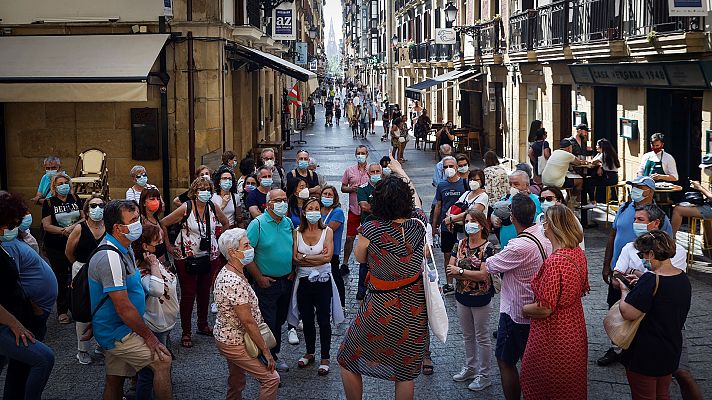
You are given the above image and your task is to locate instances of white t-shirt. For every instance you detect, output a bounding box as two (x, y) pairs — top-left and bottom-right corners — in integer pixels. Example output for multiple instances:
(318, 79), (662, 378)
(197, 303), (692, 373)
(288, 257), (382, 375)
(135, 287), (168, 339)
(211, 192), (239, 227)
(593, 153), (619, 172)
(126, 187), (143, 203)
(454, 190), (489, 241)
(614, 242), (686, 274)
(638, 150), (678, 180)
(542, 149), (576, 187)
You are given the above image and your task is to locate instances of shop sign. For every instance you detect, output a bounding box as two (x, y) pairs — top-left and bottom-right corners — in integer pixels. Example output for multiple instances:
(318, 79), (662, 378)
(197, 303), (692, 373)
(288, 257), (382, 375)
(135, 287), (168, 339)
(435, 28), (457, 45)
(272, 2), (296, 41)
(309, 60), (318, 71)
(163, 0), (173, 17)
(588, 64), (668, 87)
(570, 62), (712, 89)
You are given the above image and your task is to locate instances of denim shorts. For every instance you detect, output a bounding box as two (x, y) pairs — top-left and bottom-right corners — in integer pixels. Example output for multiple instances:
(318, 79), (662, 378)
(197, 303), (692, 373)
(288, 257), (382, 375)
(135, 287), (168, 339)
(495, 313), (530, 365)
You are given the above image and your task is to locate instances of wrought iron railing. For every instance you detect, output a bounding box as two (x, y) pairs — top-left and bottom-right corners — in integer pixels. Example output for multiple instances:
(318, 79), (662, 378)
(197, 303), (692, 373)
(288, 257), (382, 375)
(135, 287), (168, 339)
(570, 0), (619, 42)
(246, 0), (261, 28)
(534, 0), (569, 48)
(508, 10), (536, 52)
(620, 0), (704, 37)
(479, 19), (505, 55)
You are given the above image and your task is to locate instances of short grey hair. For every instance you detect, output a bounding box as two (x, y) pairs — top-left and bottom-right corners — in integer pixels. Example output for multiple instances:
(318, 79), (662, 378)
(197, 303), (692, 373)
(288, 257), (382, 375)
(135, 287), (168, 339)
(218, 228), (247, 258)
(130, 165), (146, 178)
(439, 144), (452, 156)
(442, 156), (456, 165)
(308, 157), (318, 166)
(509, 170), (530, 184)
(261, 148), (275, 157)
(43, 156), (61, 166)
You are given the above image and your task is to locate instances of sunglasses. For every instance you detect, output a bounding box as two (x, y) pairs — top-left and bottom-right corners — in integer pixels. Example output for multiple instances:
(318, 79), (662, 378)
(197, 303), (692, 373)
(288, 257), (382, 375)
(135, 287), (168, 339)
(636, 251), (648, 260)
(136, 174), (147, 179)
(89, 203), (105, 209)
(444, 165), (456, 169)
(540, 196), (557, 202)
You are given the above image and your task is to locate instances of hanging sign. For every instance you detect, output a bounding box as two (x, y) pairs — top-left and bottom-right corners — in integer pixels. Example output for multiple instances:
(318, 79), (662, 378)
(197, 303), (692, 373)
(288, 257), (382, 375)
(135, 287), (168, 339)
(272, 2), (296, 40)
(309, 60), (318, 71)
(295, 42), (308, 65)
(435, 28), (457, 44)
(668, 0), (707, 16)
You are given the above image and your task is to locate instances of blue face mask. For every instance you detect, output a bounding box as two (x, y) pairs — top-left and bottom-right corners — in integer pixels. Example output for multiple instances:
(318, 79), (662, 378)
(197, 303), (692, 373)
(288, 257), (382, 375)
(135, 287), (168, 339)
(0, 227), (19, 242)
(370, 174), (382, 184)
(220, 180), (233, 191)
(305, 211), (322, 224)
(298, 160), (309, 170)
(57, 183), (71, 196)
(238, 248), (255, 265)
(464, 222), (480, 235)
(261, 178), (273, 188)
(136, 175), (148, 187)
(123, 220), (143, 242)
(633, 222), (649, 237)
(245, 184), (256, 192)
(45, 169), (58, 177)
(19, 214), (32, 232)
(630, 187), (645, 203)
(321, 197), (334, 207)
(89, 207), (104, 222)
(273, 201), (288, 217)
(198, 190), (212, 203)
(642, 258), (652, 271)
(383, 167), (392, 176)
(541, 200), (556, 213)
(356, 154), (367, 164)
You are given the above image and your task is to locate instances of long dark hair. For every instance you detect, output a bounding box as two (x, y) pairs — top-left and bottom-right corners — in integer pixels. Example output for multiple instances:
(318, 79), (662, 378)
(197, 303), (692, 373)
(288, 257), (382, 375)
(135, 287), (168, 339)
(288, 177), (307, 216)
(528, 120), (543, 142)
(371, 175), (414, 221)
(298, 197), (326, 232)
(597, 139), (620, 169)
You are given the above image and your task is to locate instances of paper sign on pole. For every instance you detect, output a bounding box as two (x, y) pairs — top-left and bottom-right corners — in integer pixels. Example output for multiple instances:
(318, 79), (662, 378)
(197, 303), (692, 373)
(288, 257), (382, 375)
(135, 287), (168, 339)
(272, 2), (296, 40)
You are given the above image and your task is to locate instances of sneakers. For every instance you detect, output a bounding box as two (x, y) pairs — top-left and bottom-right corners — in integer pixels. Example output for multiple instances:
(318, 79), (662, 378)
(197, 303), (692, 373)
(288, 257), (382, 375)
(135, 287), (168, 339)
(468, 375), (492, 391)
(76, 351), (92, 365)
(452, 367), (476, 382)
(288, 328), (300, 345)
(442, 284), (455, 295)
(276, 358), (290, 372)
(211, 302), (218, 314)
(94, 345), (104, 356)
(597, 347), (620, 366)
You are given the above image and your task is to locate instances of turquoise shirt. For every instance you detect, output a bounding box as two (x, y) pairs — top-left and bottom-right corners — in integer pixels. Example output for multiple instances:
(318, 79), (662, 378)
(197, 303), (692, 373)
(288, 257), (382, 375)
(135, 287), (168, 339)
(499, 193), (542, 248)
(247, 211), (294, 277)
(37, 173), (53, 199)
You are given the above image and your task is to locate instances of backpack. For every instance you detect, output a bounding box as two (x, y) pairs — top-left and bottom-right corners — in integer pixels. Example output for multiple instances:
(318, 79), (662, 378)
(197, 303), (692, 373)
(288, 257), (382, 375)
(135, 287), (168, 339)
(70, 244), (127, 323)
(167, 200), (193, 244)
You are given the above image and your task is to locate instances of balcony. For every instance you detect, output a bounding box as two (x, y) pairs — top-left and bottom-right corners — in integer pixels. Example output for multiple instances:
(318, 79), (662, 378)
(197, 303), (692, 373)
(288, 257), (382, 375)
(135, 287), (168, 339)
(233, 0), (263, 41)
(508, 10), (536, 61)
(479, 19), (505, 64)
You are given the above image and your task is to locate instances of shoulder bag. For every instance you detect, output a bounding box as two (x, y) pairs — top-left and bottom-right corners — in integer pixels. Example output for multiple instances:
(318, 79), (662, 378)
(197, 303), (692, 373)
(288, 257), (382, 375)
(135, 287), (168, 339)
(603, 273), (659, 350)
(243, 322), (277, 358)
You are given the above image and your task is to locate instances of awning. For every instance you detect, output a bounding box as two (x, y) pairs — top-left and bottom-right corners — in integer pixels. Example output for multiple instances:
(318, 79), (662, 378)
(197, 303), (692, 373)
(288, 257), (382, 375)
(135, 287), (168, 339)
(0, 34), (170, 102)
(229, 43), (319, 95)
(405, 68), (482, 100)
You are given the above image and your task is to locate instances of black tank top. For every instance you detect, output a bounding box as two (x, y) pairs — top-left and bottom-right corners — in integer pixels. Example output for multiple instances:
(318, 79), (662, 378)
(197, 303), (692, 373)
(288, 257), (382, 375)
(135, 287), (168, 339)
(75, 221), (105, 263)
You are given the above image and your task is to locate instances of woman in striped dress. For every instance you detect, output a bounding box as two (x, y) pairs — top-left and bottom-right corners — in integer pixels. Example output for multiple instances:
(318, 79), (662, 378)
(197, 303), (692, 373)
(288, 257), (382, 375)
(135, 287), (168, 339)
(338, 156), (428, 399)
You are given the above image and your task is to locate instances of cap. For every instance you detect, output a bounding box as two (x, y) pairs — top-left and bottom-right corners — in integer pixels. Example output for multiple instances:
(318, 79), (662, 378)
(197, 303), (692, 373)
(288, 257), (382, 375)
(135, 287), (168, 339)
(626, 176), (656, 190)
(699, 153), (712, 169)
(559, 139), (572, 148)
(576, 123), (589, 131)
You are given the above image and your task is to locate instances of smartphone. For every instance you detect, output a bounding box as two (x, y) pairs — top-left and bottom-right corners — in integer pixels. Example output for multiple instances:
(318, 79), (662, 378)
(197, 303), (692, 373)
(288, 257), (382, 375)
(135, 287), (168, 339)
(257, 353), (268, 367)
(613, 272), (634, 289)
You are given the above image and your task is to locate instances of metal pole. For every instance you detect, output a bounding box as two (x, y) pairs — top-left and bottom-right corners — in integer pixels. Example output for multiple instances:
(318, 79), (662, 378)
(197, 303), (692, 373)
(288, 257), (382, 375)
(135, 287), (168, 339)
(187, 32), (196, 179)
(159, 16), (171, 212)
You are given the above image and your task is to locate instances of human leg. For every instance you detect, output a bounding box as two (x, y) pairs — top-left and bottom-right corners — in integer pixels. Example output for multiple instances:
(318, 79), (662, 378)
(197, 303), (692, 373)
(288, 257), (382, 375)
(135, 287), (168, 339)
(196, 259), (221, 332)
(45, 247), (71, 316)
(330, 255), (346, 307)
(103, 375), (126, 400)
(340, 368), (363, 400)
(671, 206), (703, 237)
(313, 280), (333, 360)
(494, 313), (529, 400)
(297, 278), (317, 356)
(274, 277), (293, 356)
(394, 380), (415, 400)
(0, 325), (55, 400)
(626, 369), (669, 400)
(255, 283), (280, 357)
(456, 302), (477, 371)
(174, 259), (198, 338)
(472, 302), (493, 377)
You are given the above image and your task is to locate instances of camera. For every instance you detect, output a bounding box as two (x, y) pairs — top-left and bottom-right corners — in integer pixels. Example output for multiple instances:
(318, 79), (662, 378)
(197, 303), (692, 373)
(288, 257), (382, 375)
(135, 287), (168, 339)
(199, 237), (210, 252)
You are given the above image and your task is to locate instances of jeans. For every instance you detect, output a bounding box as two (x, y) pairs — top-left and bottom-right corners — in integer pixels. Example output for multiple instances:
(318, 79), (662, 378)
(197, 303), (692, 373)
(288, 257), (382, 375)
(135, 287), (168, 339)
(135, 331), (170, 400)
(356, 263), (368, 300)
(45, 247), (71, 315)
(296, 278), (333, 359)
(457, 301), (492, 377)
(255, 275), (293, 357)
(626, 369), (672, 400)
(330, 255), (345, 307)
(0, 312), (54, 400)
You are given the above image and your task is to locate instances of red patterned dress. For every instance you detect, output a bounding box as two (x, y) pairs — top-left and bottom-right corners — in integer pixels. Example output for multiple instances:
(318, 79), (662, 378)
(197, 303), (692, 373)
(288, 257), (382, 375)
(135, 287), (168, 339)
(520, 247), (589, 400)
(337, 211), (428, 381)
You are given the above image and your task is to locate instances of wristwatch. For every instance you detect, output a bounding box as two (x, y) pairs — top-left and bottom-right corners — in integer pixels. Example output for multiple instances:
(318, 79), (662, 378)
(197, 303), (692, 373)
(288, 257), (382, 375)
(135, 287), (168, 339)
(301, 254), (307, 260)
(459, 268), (464, 276)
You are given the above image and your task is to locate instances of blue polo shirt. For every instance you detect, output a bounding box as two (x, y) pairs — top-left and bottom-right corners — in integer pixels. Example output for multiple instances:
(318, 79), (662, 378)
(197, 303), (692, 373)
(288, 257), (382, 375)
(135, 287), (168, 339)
(88, 234), (145, 350)
(1, 239), (57, 313)
(611, 201), (672, 267)
(247, 211), (294, 277)
(323, 207), (345, 256)
(499, 193), (542, 248)
(37, 173), (55, 199)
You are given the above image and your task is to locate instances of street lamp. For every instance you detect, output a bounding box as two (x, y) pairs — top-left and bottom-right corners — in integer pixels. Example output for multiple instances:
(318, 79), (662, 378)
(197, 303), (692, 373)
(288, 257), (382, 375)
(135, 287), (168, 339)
(308, 25), (318, 40)
(444, 2), (458, 25)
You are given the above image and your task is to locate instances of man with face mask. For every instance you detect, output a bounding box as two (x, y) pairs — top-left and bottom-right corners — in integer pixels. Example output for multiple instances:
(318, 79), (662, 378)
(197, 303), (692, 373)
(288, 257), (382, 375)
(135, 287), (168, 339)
(598, 176), (673, 367)
(340, 146), (371, 275)
(353, 164), (383, 300)
(31, 155), (62, 206)
(245, 189), (295, 373)
(260, 148), (286, 191)
(493, 171), (543, 249)
(246, 167), (273, 219)
(286, 150), (321, 197)
(433, 156), (468, 294)
(88, 200), (173, 399)
(637, 133), (678, 182)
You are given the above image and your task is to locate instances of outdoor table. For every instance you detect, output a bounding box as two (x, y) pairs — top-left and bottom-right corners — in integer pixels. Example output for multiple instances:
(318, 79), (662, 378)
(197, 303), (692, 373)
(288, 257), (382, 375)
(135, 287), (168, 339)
(654, 182), (683, 217)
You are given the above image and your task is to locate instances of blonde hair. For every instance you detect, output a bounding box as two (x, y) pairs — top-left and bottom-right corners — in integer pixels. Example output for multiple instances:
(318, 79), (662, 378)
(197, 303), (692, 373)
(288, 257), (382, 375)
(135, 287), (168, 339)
(544, 205), (583, 249)
(50, 172), (72, 196)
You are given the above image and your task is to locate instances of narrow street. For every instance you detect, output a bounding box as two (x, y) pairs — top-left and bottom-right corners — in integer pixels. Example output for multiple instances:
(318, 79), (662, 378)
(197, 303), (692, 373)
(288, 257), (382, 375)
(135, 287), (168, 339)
(22, 109), (711, 399)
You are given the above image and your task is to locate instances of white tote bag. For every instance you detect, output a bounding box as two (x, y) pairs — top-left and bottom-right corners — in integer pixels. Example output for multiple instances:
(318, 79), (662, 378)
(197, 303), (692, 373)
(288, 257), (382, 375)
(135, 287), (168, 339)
(413, 218), (449, 343)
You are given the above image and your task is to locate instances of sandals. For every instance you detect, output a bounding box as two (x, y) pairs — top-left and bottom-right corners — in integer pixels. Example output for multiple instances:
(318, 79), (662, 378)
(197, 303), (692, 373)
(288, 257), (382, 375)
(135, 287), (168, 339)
(58, 314), (71, 324)
(422, 360), (434, 375)
(181, 334), (193, 348)
(318, 361), (330, 376)
(298, 355), (315, 368)
(196, 326), (213, 336)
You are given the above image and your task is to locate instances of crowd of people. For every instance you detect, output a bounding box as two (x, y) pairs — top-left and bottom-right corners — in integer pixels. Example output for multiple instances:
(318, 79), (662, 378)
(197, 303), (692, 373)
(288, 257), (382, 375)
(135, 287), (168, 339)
(0, 105), (705, 400)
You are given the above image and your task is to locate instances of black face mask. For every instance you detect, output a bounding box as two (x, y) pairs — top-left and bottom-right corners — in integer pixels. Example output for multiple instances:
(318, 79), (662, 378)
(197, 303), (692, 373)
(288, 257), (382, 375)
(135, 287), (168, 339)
(154, 242), (167, 259)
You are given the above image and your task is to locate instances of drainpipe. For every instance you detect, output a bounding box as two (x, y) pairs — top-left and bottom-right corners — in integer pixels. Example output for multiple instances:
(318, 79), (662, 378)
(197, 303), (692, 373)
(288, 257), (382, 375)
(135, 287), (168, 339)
(159, 16), (171, 212)
(0, 105), (6, 190)
(187, 0), (193, 21)
(188, 31), (196, 179)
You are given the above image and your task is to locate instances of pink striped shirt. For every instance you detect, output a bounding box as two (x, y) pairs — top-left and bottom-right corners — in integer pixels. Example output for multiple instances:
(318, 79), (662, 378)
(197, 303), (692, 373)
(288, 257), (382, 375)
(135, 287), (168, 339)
(485, 225), (552, 324)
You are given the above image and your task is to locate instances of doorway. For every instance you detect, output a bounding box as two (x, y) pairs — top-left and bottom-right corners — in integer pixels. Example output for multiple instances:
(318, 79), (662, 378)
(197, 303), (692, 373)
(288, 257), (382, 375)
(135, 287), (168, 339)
(459, 90), (483, 129)
(559, 85), (572, 141)
(495, 82), (504, 155)
(593, 86), (618, 152)
(646, 89), (703, 190)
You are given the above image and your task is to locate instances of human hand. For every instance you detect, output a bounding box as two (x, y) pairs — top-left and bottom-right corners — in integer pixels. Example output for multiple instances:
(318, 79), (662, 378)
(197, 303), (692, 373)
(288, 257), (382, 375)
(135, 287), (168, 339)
(602, 265), (611, 284)
(263, 349), (276, 372)
(169, 245), (182, 258)
(258, 276), (276, 288)
(690, 180), (701, 190)
(491, 215), (502, 228)
(626, 274), (639, 287)
(145, 335), (171, 361)
(10, 321), (35, 346)
(651, 173), (661, 180)
(445, 265), (459, 277)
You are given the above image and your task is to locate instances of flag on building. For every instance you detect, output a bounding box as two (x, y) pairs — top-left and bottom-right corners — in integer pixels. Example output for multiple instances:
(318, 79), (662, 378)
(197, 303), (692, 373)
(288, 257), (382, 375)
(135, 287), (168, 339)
(287, 83), (303, 117)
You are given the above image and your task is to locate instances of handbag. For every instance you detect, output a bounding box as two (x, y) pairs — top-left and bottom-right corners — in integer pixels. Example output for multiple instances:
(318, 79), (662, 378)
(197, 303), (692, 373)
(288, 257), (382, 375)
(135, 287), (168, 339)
(243, 322), (277, 358)
(180, 200), (213, 275)
(603, 273), (659, 350)
(413, 218), (449, 343)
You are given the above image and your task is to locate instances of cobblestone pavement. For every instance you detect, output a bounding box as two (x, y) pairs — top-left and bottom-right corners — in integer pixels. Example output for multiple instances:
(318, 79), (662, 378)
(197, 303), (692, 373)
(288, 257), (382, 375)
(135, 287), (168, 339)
(11, 108), (712, 399)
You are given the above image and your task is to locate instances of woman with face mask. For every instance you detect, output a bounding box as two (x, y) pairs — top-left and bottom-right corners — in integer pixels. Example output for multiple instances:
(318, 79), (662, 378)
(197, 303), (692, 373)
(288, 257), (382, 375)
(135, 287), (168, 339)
(173, 165), (212, 208)
(126, 165), (152, 203)
(16, 212), (39, 254)
(65, 195), (106, 364)
(133, 223), (179, 399)
(161, 177), (229, 348)
(138, 186), (164, 228)
(613, 231), (691, 399)
(520, 205), (589, 400)
(212, 167), (244, 233)
(41, 172), (83, 324)
(445, 209), (497, 391)
(288, 198), (344, 376)
(320, 186), (346, 308)
(446, 169), (490, 241)
(240, 174), (258, 226)
(214, 228), (280, 399)
(537, 186), (585, 251)
(288, 178), (310, 228)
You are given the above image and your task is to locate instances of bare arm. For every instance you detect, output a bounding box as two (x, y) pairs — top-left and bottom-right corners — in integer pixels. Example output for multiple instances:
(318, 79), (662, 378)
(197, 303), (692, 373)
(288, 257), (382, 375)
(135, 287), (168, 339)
(359, 201), (372, 213)
(602, 229), (616, 284)
(433, 202), (443, 230)
(160, 202), (188, 227)
(173, 196), (183, 208)
(109, 290), (170, 360)
(354, 234), (369, 264)
(42, 215), (65, 235)
(522, 303), (553, 319)
(233, 304), (275, 371)
(341, 183), (357, 194)
(249, 205), (262, 219)
(65, 224), (82, 263)
(618, 284), (644, 321)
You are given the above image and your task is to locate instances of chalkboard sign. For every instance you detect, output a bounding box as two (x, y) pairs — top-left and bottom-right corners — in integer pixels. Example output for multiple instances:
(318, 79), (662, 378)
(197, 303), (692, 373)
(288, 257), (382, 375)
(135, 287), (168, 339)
(619, 118), (639, 140)
(573, 110), (588, 127)
(131, 108), (160, 161)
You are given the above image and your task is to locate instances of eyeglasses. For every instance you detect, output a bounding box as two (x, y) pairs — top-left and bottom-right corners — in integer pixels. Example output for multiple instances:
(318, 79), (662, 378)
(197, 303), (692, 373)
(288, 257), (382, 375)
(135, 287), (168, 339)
(136, 174), (147, 179)
(540, 196), (557, 202)
(443, 165), (456, 169)
(636, 251), (647, 260)
(89, 203), (105, 209)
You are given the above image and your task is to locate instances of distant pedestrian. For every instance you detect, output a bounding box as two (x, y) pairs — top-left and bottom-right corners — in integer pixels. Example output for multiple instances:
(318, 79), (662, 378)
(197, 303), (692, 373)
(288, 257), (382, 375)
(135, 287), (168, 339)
(31, 155), (62, 206)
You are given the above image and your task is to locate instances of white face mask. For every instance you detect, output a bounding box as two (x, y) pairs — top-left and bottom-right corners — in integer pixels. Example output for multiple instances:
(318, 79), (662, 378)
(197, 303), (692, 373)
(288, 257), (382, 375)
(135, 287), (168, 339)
(298, 187), (310, 199)
(263, 159), (275, 168)
(469, 180), (481, 191)
(510, 187), (520, 197)
(704, 167), (712, 177)
(444, 167), (456, 178)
